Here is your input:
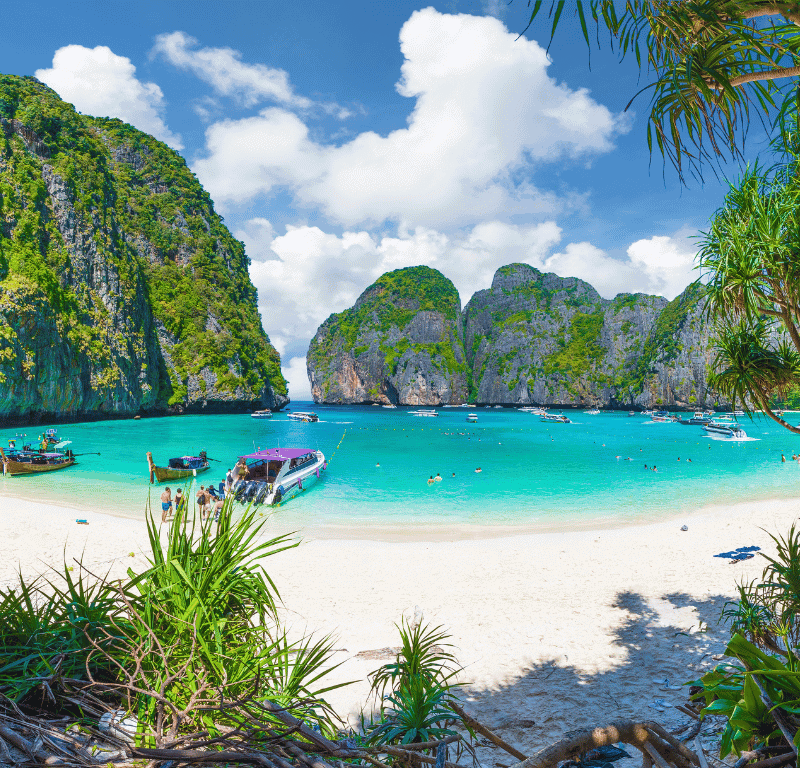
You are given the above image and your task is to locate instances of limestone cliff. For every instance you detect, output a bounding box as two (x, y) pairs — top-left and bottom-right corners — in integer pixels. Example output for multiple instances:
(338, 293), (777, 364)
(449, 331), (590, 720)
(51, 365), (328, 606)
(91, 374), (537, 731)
(307, 266), (468, 405)
(464, 264), (719, 408)
(0, 74), (287, 422)
(308, 262), (727, 409)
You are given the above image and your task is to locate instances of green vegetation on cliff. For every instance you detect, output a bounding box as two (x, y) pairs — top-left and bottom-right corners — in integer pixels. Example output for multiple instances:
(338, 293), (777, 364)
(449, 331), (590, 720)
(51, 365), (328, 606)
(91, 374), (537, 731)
(307, 266), (468, 403)
(0, 74), (285, 413)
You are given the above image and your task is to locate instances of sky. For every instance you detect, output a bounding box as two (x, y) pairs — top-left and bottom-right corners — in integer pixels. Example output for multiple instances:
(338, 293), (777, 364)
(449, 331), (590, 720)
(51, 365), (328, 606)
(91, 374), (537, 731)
(2, 0), (767, 400)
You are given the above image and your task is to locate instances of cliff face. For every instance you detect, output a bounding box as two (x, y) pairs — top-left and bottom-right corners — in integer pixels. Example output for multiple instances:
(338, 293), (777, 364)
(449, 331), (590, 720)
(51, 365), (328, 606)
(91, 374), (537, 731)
(464, 265), (719, 408)
(0, 75), (287, 422)
(307, 262), (726, 409)
(307, 266), (468, 405)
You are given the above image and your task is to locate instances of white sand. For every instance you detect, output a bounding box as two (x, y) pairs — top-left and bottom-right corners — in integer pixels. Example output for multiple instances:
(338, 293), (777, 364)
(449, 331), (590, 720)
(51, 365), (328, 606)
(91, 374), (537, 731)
(2, 494), (796, 760)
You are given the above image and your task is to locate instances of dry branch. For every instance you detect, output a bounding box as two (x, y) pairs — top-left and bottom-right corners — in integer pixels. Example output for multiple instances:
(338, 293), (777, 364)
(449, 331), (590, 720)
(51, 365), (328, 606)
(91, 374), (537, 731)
(509, 720), (700, 768)
(449, 701), (527, 760)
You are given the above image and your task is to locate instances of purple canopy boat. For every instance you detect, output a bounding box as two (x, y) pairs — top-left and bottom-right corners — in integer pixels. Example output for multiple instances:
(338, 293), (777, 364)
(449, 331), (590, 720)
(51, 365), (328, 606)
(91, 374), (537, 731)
(230, 447), (326, 506)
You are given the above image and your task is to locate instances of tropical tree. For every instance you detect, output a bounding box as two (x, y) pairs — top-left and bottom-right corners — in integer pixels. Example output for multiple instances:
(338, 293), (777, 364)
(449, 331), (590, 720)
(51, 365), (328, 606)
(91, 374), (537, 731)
(698, 160), (800, 430)
(524, 1), (800, 181)
(526, 2), (800, 427)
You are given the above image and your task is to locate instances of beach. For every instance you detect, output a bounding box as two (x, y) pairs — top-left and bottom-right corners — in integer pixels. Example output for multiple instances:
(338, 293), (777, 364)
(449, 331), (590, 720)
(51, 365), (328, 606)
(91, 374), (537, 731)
(2, 492), (796, 761)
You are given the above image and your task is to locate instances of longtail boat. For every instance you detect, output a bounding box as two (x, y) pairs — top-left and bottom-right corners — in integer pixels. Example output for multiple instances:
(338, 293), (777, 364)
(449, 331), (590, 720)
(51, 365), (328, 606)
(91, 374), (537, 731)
(147, 451), (210, 483)
(0, 447), (76, 476)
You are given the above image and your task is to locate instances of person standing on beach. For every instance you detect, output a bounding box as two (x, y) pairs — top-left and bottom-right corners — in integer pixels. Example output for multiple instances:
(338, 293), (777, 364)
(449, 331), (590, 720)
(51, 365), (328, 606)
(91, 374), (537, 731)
(161, 487), (172, 522)
(196, 486), (208, 517)
(174, 488), (184, 514)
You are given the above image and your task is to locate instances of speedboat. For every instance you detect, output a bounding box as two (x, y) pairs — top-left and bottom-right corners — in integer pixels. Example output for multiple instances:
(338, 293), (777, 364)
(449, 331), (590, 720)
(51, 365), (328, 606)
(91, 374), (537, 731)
(541, 413), (571, 423)
(287, 411), (319, 422)
(231, 448), (326, 506)
(250, 410), (273, 419)
(651, 411), (673, 422)
(382, 404), (397, 409)
(683, 411), (711, 425)
(642, 409), (655, 417)
(704, 420), (747, 439)
(409, 409), (438, 417)
(466, 413), (478, 422)
(726, 410), (745, 417)
(585, 408), (601, 415)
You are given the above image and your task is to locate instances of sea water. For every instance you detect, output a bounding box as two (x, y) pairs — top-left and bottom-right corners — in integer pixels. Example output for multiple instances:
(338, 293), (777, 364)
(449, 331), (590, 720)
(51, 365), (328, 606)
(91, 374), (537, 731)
(2, 404), (800, 535)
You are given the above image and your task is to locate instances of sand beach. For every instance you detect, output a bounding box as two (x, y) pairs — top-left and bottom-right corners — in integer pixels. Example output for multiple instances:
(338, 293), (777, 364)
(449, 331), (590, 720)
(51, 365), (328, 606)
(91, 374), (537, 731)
(2, 491), (796, 761)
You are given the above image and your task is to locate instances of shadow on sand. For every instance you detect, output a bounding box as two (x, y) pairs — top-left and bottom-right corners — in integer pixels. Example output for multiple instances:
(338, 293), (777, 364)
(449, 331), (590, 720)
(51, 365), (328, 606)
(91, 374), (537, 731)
(461, 589), (734, 763)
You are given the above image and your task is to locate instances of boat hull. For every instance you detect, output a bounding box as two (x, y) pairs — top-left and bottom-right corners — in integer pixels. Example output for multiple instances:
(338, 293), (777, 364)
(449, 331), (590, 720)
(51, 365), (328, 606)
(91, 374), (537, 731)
(2, 456), (75, 476)
(233, 450), (326, 506)
(147, 451), (210, 483)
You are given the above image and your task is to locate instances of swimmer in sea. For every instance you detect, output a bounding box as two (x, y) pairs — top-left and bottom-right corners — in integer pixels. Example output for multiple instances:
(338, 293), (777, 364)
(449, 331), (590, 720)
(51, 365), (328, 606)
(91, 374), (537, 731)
(427, 476), (434, 485)
(782, 454), (787, 463)
(475, 467), (482, 473)
(434, 473), (442, 482)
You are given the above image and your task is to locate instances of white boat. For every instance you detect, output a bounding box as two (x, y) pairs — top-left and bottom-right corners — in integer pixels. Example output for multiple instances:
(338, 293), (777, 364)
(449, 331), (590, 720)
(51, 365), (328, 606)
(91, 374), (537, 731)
(493, 405), (502, 409)
(409, 409), (438, 417)
(541, 413), (571, 423)
(520, 406), (548, 415)
(466, 413), (478, 422)
(585, 408), (601, 415)
(649, 411), (674, 422)
(642, 409), (655, 417)
(287, 411), (319, 422)
(683, 411), (711, 425)
(704, 420), (747, 439)
(250, 410), (273, 419)
(382, 404), (397, 409)
(231, 448), (326, 506)
(725, 410), (745, 417)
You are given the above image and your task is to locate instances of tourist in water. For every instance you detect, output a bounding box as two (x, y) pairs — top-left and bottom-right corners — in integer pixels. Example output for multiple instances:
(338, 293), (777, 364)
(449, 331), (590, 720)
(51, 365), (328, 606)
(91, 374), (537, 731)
(225, 468), (234, 493)
(427, 476), (434, 485)
(782, 454), (787, 463)
(434, 473), (442, 482)
(475, 467), (482, 473)
(161, 487), (172, 522)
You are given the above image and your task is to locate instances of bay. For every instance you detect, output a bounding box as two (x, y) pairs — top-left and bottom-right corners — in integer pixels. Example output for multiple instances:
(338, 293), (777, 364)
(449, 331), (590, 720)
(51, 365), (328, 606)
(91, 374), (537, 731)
(2, 404), (799, 535)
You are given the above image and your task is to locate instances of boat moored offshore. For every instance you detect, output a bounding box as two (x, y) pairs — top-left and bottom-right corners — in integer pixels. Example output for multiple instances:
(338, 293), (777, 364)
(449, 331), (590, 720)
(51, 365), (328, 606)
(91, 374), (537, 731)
(466, 413), (478, 422)
(287, 411), (319, 422)
(250, 410), (273, 419)
(231, 448), (326, 506)
(409, 409), (438, 417)
(541, 413), (571, 423)
(703, 420), (747, 439)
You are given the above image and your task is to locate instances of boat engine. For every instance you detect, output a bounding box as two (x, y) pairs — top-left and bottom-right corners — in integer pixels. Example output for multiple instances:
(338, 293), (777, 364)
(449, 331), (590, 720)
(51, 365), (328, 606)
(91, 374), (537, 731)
(253, 483), (269, 506)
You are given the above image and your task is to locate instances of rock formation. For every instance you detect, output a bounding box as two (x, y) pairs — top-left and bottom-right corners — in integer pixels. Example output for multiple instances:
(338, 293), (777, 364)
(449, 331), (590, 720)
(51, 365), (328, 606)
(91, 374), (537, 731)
(307, 262), (726, 409)
(0, 74), (287, 423)
(307, 266), (468, 405)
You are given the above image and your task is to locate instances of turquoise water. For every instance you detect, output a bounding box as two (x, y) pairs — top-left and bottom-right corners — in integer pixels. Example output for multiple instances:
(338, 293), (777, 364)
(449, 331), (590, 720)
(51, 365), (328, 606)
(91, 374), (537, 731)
(2, 404), (800, 534)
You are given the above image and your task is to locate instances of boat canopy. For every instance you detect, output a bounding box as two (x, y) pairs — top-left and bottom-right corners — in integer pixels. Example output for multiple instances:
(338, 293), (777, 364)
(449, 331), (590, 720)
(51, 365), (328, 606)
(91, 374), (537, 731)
(240, 448), (315, 461)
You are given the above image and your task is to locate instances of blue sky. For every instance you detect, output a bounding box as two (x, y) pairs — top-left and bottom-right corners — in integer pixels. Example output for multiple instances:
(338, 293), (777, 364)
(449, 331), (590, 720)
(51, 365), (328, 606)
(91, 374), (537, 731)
(2, 0), (763, 400)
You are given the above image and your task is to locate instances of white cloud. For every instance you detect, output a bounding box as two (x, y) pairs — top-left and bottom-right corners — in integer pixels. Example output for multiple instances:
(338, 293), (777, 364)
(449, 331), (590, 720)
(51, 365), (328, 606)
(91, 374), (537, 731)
(195, 8), (627, 229)
(242, 218), (697, 394)
(627, 233), (699, 299)
(36, 45), (183, 149)
(152, 31), (348, 116)
(282, 356), (313, 401)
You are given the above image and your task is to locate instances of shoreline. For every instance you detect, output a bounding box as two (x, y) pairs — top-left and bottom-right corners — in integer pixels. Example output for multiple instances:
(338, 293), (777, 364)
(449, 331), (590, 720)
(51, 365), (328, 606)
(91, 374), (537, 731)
(2, 491), (796, 757)
(2, 480), (798, 542)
